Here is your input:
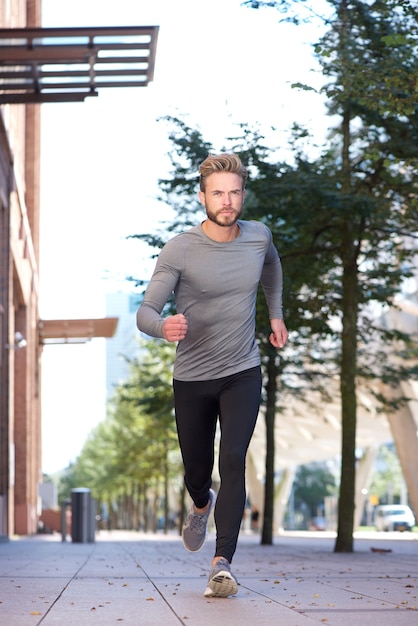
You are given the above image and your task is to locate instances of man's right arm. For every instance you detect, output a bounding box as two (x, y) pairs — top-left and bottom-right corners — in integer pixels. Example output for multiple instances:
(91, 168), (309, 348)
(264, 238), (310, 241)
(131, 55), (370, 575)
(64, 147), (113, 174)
(136, 240), (183, 339)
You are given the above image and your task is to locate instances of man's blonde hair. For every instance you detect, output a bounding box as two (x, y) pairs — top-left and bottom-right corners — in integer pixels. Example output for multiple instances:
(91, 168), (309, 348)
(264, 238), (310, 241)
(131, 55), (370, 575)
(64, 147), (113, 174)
(199, 153), (248, 192)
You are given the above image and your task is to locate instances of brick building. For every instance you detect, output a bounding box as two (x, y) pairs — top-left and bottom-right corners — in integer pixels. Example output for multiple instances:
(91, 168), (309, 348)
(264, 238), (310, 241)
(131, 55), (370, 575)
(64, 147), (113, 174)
(0, 0), (158, 537)
(0, 0), (42, 538)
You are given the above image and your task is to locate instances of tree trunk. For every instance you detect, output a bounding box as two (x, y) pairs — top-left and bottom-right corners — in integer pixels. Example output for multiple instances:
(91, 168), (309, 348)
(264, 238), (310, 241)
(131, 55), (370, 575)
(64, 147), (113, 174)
(334, 105), (358, 552)
(163, 451), (169, 534)
(335, 247), (358, 552)
(261, 349), (278, 545)
(332, 0), (360, 548)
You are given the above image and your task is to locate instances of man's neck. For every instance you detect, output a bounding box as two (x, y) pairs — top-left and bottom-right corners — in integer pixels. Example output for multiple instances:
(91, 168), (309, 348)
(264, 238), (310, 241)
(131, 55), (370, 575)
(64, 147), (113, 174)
(202, 220), (240, 242)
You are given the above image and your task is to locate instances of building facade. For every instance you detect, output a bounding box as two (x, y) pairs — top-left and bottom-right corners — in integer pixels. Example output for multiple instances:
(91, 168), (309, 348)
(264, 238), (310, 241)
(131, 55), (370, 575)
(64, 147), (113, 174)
(0, 0), (42, 537)
(0, 1), (158, 537)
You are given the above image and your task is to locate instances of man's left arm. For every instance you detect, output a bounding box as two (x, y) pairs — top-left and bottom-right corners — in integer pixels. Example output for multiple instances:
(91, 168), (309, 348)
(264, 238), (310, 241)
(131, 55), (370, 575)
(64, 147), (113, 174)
(260, 234), (288, 349)
(269, 318), (288, 349)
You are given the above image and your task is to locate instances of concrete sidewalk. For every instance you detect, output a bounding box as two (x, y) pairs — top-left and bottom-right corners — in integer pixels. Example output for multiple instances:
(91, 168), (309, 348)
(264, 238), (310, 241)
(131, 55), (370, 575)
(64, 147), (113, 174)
(0, 530), (417, 625)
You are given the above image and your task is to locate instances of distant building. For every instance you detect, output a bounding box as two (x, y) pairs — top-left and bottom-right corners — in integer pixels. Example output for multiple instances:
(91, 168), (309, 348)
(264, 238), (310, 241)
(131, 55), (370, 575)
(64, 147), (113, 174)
(105, 292), (142, 399)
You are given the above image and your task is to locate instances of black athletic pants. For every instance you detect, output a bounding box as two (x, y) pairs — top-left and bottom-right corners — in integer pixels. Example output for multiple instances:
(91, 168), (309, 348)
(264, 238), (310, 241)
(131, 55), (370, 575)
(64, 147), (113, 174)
(173, 365), (262, 563)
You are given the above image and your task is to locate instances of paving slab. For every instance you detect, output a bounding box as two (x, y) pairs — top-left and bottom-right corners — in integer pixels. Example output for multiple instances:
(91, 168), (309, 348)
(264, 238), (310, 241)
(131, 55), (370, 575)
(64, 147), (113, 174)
(0, 530), (417, 625)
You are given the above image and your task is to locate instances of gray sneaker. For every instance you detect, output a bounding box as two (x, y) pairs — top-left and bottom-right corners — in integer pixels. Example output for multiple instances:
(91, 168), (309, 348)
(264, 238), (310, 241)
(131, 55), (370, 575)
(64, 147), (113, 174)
(204, 557), (238, 597)
(182, 489), (216, 552)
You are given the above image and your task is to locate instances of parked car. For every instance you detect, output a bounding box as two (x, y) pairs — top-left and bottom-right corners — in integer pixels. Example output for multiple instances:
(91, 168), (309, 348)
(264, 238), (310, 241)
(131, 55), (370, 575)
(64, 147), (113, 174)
(374, 505), (415, 532)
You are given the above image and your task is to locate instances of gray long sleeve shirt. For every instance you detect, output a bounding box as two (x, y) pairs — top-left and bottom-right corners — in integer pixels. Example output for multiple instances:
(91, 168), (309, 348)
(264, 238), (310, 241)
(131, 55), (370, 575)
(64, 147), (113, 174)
(136, 220), (284, 381)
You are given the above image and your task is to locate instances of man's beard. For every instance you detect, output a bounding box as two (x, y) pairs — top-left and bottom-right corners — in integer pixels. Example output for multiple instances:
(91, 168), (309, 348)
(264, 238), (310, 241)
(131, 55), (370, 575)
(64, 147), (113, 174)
(206, 207), (242, 227)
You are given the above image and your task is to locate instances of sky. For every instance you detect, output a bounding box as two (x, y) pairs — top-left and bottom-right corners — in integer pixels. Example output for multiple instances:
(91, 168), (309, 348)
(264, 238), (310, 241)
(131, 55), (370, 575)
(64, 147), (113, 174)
(40, 0), (331, 474)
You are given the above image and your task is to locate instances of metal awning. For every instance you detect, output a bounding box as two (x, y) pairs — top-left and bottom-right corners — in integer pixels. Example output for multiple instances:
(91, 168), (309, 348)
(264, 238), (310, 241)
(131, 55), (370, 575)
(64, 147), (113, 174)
(39, 317), (119, 344)
(0, 26), (159, 104)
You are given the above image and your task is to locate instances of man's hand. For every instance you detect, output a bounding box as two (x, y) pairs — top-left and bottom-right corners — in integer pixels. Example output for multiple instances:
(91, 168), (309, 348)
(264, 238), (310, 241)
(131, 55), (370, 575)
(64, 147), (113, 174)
(269, 318), (288, 349)
(162, 313), (188, 342)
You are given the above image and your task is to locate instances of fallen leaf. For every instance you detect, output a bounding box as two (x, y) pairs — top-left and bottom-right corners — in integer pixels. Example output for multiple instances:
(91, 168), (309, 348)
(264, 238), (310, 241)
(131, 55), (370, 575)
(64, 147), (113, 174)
(371, 547), (392, 553)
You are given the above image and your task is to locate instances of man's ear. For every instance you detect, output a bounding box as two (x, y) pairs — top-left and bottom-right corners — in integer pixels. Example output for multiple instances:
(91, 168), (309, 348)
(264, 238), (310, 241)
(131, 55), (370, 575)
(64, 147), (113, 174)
(198, 190), (205, 206)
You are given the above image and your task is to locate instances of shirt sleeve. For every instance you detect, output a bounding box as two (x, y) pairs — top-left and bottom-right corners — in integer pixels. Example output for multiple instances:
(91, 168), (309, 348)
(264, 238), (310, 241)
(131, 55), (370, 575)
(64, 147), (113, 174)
(260, 232), (284, 320)
(136, 238), (184, 337)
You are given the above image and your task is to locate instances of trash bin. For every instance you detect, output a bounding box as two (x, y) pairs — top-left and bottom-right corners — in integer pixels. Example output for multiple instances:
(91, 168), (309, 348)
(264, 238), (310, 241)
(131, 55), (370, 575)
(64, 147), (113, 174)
(71, 488), (96, 543)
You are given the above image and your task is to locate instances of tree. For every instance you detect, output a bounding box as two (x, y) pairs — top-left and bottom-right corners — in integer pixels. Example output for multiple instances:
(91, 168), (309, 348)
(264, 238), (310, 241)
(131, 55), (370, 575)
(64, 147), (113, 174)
(122, 339), (182, 532)
(58, 340), (182, 533)
(293, 462), (337, 519)
(369, 443), (404, 505)
(132, 120), (342, 545)
(315, 0), (417, 552)
(245, 0), (418, 553)
(133, 87), (418, 549)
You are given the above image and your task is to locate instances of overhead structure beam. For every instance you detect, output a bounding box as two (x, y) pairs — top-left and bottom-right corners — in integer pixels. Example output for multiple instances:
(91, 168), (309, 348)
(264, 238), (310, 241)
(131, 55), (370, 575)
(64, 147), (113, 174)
(0, 26), (159, 104)
(39, 317), (119, 344)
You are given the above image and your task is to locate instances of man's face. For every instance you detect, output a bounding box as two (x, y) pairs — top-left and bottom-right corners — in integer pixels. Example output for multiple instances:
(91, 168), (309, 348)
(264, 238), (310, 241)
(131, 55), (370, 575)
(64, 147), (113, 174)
(198, 172), (245, 227)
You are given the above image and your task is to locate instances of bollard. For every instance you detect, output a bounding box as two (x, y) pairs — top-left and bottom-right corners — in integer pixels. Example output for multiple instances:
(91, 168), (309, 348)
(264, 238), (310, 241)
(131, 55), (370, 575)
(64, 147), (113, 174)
(71, 488), (95, 543)
(61, 499), (71, 542)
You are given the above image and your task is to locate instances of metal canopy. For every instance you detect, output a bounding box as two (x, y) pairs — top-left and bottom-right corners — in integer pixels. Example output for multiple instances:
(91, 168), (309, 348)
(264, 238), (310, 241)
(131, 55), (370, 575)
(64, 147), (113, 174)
(0, 26), (159, 104)
(39, 317), (119, 344)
